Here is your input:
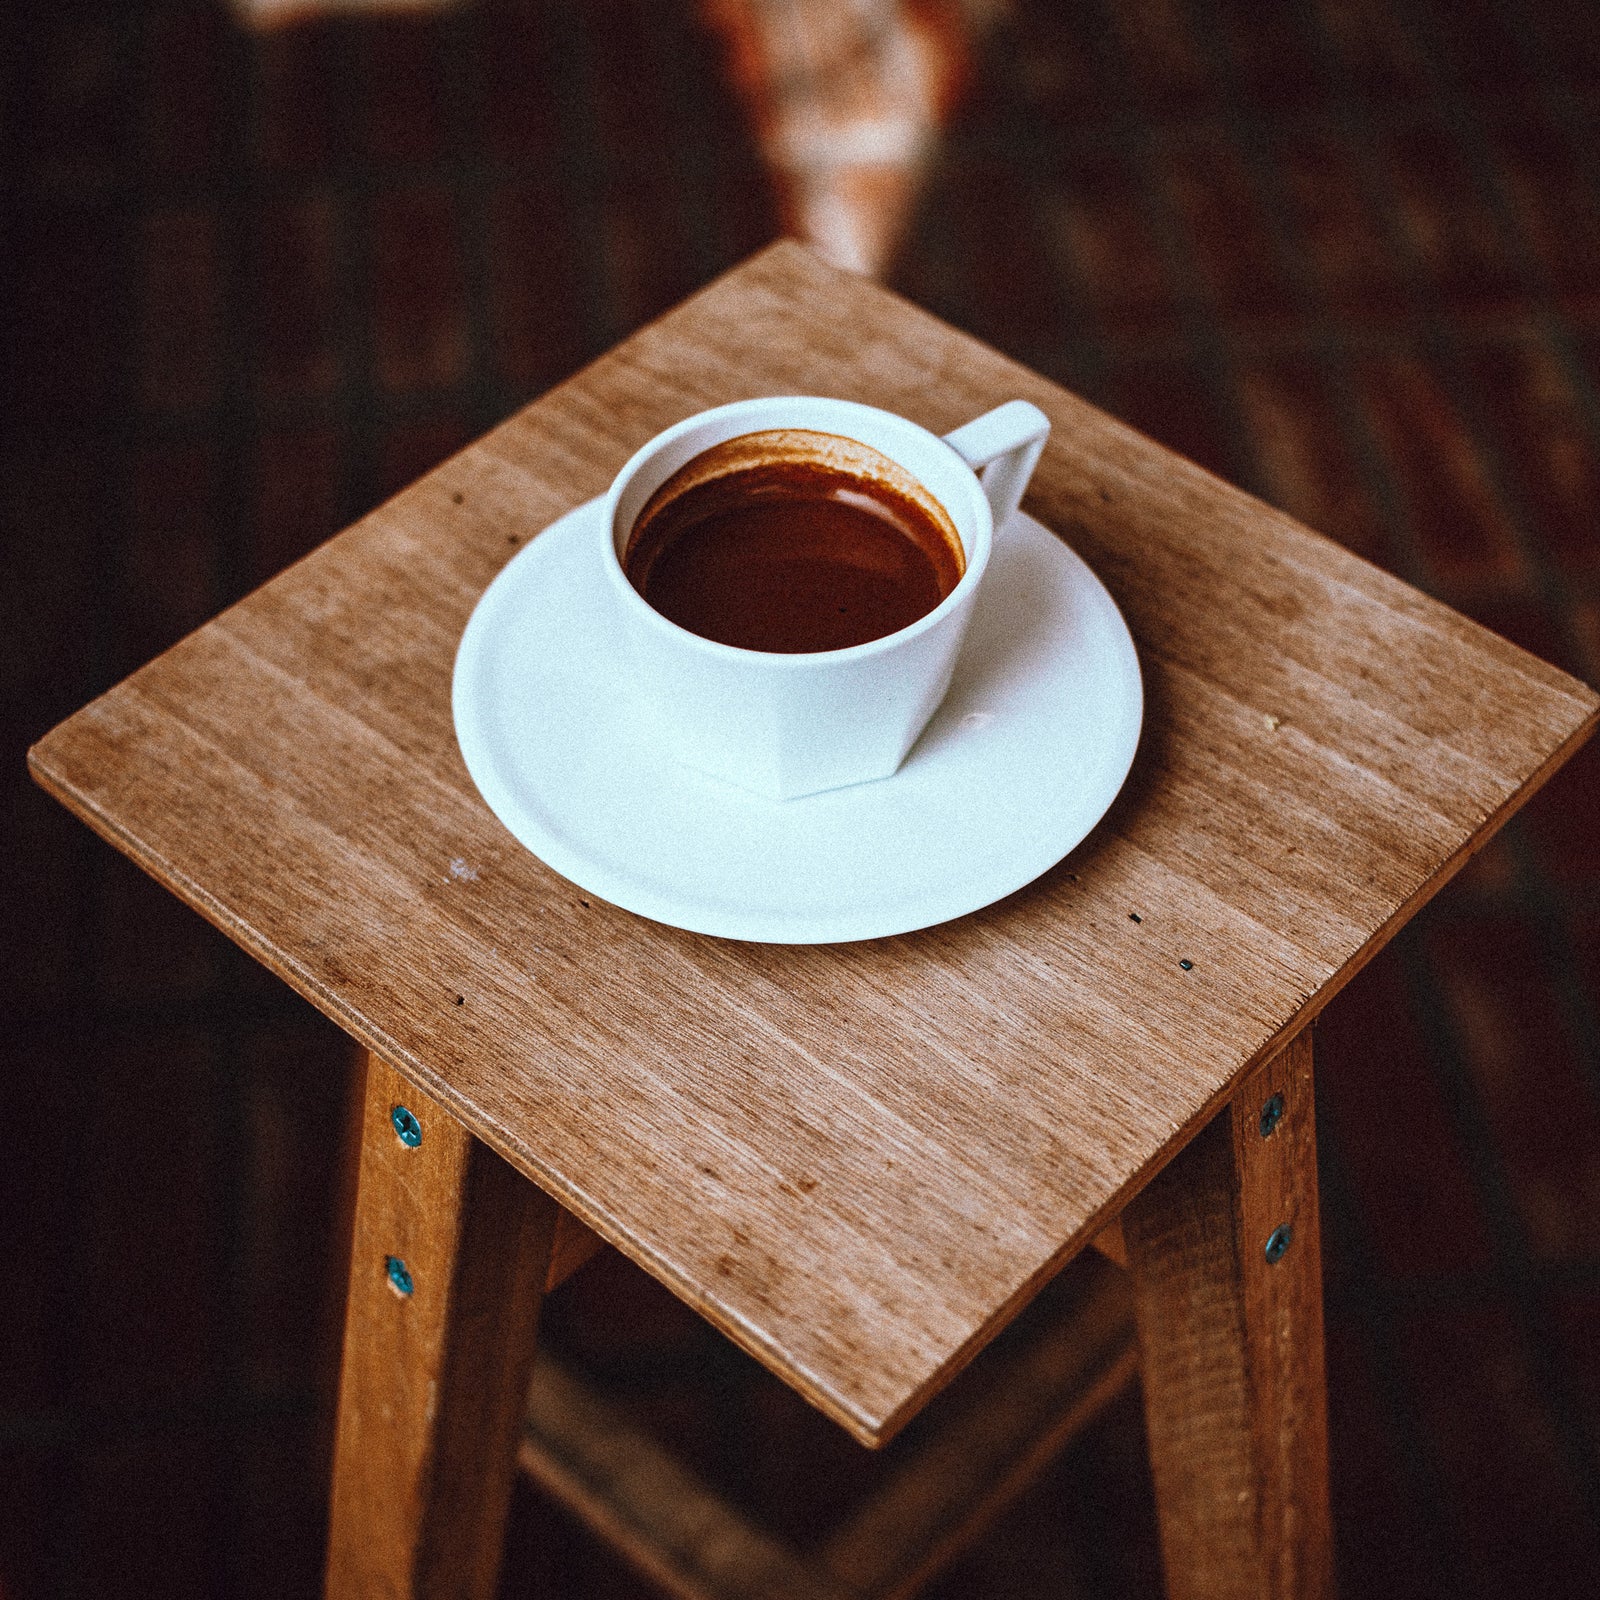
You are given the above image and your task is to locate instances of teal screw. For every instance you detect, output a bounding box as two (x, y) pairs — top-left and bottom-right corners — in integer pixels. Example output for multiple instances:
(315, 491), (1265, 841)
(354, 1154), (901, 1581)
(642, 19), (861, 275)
(1259, 1093), (1285, 1139)
(391, 1105), (422, 1147)
(1264, 1225), (1293, 1265)
(385, 1255), (414, 1296)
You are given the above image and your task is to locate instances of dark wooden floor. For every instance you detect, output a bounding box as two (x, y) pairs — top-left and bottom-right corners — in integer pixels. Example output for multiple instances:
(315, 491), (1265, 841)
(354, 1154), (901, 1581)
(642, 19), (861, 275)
(4, 2), (1599, 1596)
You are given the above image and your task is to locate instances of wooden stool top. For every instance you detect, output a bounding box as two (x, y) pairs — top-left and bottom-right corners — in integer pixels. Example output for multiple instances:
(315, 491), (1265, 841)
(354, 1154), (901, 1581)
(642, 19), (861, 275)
(31, 243), (1596, 1445)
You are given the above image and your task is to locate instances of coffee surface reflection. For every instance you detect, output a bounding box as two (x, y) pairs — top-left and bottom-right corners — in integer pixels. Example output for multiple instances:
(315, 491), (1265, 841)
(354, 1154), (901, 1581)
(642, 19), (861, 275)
(623, 430), (965, 654)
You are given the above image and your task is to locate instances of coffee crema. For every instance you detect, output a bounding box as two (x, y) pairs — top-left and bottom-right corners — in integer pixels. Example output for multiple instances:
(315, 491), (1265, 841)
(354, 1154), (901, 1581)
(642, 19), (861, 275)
(622, 429), (965, 654)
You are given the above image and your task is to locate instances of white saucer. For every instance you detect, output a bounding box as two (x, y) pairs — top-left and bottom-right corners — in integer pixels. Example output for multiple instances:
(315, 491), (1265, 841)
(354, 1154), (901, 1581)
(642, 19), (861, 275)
(452, 498), (1142, 943)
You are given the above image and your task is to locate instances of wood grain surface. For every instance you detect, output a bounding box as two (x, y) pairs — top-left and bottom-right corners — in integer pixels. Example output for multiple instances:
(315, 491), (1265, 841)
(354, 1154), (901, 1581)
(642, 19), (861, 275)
(325, 1052), (559, 1600)
(30, 242), (1598, 1443)
(1125, 1031), (1332, 1600)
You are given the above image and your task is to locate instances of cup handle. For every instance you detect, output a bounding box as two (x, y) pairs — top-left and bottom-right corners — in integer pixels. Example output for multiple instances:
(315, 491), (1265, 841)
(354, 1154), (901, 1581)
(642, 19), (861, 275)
(942, 400), (1051, 532)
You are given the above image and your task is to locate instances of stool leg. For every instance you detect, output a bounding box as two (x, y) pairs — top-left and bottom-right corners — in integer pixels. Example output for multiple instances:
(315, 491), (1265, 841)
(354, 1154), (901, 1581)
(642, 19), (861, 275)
(326, 1051), (560, 1600)
(1123, 1029), (1334, 1600)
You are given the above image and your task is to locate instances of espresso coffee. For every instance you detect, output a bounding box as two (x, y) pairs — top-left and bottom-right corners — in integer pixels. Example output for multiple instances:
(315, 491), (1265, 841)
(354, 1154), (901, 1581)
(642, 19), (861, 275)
(622, 429), (965, 653)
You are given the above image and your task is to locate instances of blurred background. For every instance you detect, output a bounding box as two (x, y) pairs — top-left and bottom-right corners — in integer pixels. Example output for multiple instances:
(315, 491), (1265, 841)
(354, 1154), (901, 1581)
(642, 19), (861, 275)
(4, 0), (1599, 1595)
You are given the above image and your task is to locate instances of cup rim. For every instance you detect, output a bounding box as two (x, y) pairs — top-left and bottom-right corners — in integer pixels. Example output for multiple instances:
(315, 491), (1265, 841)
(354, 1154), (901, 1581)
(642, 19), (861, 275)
(600, 396), (995, 666)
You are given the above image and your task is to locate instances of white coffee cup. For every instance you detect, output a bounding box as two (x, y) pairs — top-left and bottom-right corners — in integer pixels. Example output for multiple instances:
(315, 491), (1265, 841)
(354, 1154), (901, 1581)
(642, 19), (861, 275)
(600, 395), (1050, 800)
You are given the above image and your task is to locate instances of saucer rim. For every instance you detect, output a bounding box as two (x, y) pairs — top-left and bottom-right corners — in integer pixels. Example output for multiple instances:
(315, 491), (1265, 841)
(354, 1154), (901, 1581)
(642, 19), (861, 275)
(452, 498), (1143, 944)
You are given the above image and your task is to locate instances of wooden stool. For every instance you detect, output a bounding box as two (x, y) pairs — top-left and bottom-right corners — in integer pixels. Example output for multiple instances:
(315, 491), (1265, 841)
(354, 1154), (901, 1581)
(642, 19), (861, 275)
(31, 243), (1597, 1600)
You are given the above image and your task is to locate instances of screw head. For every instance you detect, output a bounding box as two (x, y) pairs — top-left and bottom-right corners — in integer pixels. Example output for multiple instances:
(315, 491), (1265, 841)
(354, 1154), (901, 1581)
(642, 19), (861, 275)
(1264, 1224), (1293, 1265)
(391, 1105), (422, 1147)
(385, 1255), (414, 1296)
(1259, 1093), (1285, 1139)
